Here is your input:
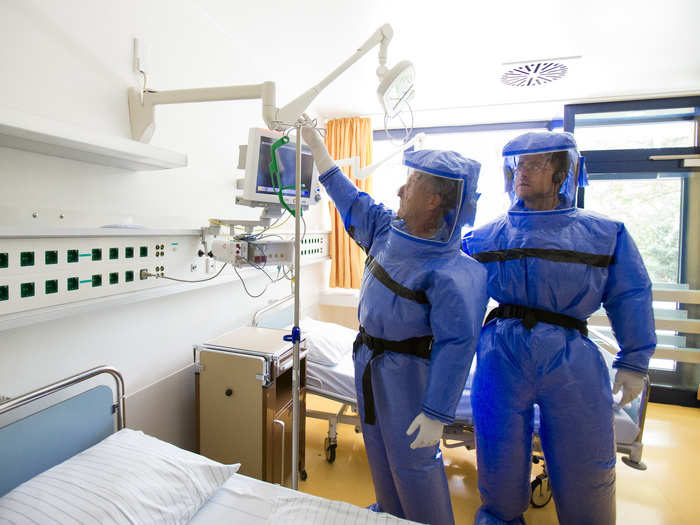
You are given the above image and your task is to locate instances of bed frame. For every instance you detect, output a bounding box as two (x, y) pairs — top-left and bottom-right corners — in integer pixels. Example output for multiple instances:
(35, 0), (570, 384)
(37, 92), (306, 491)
(0, 366), (126, 497)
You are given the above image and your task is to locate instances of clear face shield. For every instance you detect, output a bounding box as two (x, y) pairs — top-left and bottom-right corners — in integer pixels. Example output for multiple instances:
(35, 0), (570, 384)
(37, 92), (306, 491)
(503, 148), (586, 210)
(393, 169), (464, 243)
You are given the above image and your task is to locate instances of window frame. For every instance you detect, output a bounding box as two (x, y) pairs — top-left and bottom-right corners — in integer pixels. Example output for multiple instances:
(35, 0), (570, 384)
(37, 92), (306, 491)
(564, 96), (700, 284)
(374, 120), (563, 142)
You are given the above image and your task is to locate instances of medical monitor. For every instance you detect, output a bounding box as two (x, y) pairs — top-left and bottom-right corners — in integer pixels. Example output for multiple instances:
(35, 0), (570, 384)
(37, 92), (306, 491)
(242, 127), (320, 207)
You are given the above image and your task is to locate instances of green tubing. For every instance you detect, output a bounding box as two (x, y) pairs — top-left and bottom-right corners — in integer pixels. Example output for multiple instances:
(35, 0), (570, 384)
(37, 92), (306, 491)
(269, 136), (302, 217)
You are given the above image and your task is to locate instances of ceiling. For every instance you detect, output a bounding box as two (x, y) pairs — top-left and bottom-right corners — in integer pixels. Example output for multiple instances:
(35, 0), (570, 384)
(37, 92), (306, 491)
(199, 0), (700, 126)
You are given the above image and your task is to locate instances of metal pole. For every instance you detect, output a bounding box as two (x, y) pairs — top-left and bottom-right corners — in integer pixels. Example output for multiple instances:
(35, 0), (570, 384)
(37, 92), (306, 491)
(291, 123), (302, 490)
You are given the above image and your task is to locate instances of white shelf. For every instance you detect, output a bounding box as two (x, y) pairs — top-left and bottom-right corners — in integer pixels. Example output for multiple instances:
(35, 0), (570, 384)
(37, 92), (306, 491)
(0, 107), (187, 170)
(0, 227), (201, 239)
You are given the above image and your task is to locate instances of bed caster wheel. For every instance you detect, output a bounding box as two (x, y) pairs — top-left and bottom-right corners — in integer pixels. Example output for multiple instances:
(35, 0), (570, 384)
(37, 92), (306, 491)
(621, 456), (647, 471)
(530, 474), (552, 508)
(300, 469), (308, 481)
(326, 445), (336, 463)
(324, 437), (337, 463)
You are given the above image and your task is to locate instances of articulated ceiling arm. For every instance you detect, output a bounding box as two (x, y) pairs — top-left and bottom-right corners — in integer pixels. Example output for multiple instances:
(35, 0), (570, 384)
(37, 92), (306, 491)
(273, 24), (393, 127)
(128, 81), (276, 143)
(127, 24), (395, 142)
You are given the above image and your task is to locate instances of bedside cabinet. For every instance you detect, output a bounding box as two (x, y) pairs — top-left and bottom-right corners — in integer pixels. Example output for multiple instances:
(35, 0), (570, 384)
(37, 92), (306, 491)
(196, 326), (306, 487)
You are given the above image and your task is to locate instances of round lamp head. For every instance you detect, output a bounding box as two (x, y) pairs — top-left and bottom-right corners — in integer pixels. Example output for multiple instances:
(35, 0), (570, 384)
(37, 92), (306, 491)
(377, 60), (415, 118)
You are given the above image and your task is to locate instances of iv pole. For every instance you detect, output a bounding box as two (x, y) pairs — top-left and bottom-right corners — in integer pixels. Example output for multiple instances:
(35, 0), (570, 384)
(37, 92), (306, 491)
(291, 122), (302, 490)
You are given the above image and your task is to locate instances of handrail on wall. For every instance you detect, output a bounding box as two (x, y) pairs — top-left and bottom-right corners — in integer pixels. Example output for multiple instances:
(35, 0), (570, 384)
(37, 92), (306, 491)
(591, 286), (700, 364)
(652, 288), (700, 304)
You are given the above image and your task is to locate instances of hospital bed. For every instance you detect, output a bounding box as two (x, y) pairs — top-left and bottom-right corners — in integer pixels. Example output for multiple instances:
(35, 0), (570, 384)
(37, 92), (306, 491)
(0, 366), (419, 524)
(258, 309), (650, 509)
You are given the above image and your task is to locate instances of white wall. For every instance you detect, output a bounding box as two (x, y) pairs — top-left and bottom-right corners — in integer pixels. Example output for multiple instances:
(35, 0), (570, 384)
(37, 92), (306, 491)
(0, 0), (330, 444)
(0, 0), (331, 228)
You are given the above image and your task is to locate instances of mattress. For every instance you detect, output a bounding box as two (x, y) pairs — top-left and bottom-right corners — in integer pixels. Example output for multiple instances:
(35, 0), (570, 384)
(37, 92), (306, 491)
(307, 351), (357, 402)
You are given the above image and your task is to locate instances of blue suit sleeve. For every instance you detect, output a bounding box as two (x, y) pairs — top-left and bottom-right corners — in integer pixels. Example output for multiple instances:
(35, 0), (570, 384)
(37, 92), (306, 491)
(319, 166), (393, 251)
(602, 225), (656, 374)
(421, 261), (489, 423)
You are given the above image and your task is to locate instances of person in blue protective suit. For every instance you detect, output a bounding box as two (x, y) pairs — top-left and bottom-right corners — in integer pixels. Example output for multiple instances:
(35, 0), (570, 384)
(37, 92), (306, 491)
(462, 131), (656, 525)
(302, 124), (488, 525)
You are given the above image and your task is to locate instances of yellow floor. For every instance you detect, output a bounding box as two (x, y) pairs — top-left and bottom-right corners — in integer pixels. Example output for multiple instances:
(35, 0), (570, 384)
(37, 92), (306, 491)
(299, 395), (700, 524)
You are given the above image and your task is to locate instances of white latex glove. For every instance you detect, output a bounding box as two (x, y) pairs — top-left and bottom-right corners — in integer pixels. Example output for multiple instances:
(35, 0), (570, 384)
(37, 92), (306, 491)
(406, 412), (444, 449)
(612, 369), (645, 406)
(300, 117), (335, 175)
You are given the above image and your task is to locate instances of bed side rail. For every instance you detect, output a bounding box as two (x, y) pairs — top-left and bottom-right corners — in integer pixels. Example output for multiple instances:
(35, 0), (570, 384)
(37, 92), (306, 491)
(252, 294), (294, 327)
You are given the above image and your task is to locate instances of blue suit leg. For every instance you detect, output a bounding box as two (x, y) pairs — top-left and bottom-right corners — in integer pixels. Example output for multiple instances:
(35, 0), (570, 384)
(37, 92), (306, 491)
(472, 325), (533, 524)
(372, 352), (455, 525)
(354, 345), (404, 517)
(474, 507), (526, 525)
(537, 338), (616, 525)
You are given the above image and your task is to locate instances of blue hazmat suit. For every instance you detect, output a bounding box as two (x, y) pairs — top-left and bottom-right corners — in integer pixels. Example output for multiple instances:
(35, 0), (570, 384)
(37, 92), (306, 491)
(319, 149), (488, 525)
(462, 132), (656, 525)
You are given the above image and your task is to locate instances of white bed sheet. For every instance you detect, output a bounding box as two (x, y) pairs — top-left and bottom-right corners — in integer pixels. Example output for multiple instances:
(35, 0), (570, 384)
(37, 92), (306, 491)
(190, 473), (420, 524)
(306, 350), (640, 444)
(307, 350), (356, 402)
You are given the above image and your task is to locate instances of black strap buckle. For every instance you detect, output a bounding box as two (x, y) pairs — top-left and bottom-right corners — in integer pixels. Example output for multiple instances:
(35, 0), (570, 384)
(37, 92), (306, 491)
(486, 304), (588, 337)
(521, 309), (538, 330)
(354, 326), (432, 425)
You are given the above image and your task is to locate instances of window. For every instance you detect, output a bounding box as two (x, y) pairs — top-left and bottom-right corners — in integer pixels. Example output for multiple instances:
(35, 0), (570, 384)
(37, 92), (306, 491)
(566, 97), (700, 401)
(574, 110), (696, 150)
(584, 178), (682, 283)
(565, 96), (699, 284)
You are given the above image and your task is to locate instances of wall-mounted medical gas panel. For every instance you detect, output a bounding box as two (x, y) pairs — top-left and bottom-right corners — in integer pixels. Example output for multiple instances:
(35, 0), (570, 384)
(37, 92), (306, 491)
(0, 230), (202, 316)
(0, 229), (330, 322)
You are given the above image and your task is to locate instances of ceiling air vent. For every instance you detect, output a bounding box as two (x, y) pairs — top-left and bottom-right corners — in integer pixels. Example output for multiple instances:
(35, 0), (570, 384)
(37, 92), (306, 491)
(501, 61), (568, 87)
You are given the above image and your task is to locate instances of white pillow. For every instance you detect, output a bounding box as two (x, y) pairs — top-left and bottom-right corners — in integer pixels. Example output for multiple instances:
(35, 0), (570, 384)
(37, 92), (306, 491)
(300, 317), (357, 366)
(0, 428), (239, 525)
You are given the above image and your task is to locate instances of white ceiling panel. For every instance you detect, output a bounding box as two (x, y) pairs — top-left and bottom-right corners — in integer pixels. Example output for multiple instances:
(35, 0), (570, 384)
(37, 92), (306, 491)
(199, 0), (700, 125)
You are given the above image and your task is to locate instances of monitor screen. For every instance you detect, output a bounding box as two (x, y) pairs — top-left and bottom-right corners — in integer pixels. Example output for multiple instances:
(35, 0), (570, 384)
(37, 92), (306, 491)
(256, 137), (314, 198)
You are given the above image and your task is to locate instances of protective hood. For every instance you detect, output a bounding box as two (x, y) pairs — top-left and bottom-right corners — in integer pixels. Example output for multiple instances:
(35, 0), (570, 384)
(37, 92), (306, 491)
(392, 149), (481, 247)
(502, 131), (588, 209)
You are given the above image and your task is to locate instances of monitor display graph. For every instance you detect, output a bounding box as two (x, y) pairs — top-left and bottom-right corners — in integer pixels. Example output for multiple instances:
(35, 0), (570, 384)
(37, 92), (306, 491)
(256, 137), (314, 198)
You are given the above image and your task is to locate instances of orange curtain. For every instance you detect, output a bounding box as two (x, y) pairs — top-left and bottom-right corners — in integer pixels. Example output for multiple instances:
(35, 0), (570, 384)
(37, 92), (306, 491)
(324, 117), (373, 289)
